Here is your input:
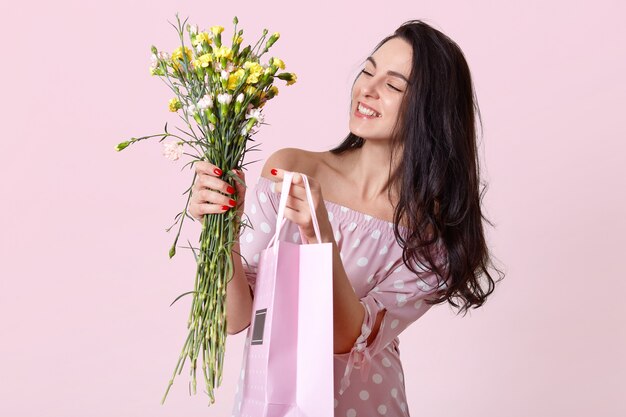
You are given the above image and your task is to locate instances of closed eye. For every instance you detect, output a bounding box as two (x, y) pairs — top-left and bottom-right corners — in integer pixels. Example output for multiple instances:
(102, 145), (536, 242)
(360, 70), (403, 92)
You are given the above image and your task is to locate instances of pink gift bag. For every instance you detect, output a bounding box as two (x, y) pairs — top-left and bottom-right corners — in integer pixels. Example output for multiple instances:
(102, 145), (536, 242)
(236, 171), (334, 417)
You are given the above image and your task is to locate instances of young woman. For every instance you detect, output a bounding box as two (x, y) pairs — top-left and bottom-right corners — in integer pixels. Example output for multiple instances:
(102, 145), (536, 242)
(190, 19), (503, 417)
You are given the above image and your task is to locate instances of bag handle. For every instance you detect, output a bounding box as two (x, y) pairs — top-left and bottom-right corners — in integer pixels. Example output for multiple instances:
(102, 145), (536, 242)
(267, 171), (323, 251)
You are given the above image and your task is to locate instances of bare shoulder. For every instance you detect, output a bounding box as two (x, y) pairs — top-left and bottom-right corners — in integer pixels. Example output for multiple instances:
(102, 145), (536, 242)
(260, 148), (321, 181)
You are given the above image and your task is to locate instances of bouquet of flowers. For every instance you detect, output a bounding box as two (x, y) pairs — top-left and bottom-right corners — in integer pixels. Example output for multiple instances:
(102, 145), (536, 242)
(115, 13), (297, 405)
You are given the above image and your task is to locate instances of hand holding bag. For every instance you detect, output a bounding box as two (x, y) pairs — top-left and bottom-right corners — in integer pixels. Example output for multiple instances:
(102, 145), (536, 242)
(235, 171), (335, 417)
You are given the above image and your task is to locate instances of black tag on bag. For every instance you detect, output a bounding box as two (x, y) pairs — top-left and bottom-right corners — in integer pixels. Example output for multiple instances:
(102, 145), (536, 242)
(251, 308), (267, 345)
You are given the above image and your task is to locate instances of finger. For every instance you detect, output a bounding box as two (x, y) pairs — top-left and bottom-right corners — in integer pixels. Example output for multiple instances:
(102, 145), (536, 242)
(271, 167), (302, 187)
(198, 189), (237, 209)
(281, 195), (304, 214)
(230, 169), (247, 191)
(195, 160), (223, 177)
(274, 180), (306, 202)
(198, 175), (235, 195)
(195, 202), (235, 218)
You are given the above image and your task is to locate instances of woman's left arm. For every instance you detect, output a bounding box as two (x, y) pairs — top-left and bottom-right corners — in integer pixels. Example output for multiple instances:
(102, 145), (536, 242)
(269, 167), (376, 353)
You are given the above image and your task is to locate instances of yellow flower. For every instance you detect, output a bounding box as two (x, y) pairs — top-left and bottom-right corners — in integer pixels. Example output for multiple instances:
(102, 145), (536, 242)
(210, 26), (224, 36)
(169, 97), (182, 112)
(192, 32), (212, 47)
(213, 46), (234, 60)
(270, 85), (279, 96)
(272, 57), (285, 70)
(172, 46), (193, 63)
(227, 68), (246, 90)
(244, 85), (258, 96)
(243, 61), (264, 84)
(197, 53), (213, 68)
(234, 35), (243, 44)
(287, 73), (297, 86)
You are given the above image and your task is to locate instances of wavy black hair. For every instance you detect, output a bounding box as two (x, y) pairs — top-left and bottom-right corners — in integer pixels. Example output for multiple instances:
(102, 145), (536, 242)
(329, 20), (505, 316)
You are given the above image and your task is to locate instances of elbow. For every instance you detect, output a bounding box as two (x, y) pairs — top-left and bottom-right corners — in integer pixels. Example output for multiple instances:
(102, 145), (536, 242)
(227, 320), (251, 336)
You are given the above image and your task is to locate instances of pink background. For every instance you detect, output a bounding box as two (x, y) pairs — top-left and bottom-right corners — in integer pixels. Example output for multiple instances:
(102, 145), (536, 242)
(1, 0), (624, 416)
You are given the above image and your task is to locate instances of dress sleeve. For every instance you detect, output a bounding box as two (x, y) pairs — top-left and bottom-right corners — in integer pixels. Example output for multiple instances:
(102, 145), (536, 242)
(334, 253), (449, 395)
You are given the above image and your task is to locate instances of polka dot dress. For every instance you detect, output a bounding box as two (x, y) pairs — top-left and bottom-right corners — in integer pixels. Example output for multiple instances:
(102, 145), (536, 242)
(231, 176), (448, 417)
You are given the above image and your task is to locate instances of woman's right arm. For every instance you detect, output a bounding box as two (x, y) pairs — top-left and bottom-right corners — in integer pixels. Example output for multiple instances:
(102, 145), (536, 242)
(189, 149), (296, 335)
(226, 240), (254, 334)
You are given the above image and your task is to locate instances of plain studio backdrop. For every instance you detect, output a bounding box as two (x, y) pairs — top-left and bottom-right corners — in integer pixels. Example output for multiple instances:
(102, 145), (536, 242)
(0, 0), (624, 416)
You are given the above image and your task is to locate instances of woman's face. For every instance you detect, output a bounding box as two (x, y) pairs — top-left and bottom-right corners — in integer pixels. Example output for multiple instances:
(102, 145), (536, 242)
(349, 37), (413, 142)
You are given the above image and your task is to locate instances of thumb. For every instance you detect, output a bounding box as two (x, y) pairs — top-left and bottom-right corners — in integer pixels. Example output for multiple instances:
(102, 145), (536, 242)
(232, 169), (246, 190)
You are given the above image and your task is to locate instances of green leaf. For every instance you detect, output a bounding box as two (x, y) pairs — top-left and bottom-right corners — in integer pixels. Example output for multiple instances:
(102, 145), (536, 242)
(169, 290), (198, 307)
(187, 238), (199, 263)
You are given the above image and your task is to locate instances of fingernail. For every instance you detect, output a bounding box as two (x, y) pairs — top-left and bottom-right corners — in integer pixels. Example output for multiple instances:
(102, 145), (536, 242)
(214, 168), (222, 176)
(229, 199), (236, 207)
(271, 168), (277, 176)
(226, 186), (235, 194)
(221, 205), (230, 211)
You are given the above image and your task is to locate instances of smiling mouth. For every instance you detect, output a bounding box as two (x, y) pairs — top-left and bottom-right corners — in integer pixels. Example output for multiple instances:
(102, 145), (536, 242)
(356, 102), (382, 118)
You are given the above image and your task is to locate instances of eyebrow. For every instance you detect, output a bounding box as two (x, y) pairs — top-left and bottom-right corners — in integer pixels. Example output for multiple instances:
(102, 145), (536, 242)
(365, 57), (411, 84)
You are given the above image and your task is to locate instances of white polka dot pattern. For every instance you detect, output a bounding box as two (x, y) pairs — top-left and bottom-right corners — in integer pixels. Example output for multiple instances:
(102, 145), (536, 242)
(232, 177), (447, 417)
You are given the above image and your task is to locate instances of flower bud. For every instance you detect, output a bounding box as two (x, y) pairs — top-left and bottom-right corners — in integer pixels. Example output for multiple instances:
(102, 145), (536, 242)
(266, 32), (280, 49)
(115, 140), (131, 151)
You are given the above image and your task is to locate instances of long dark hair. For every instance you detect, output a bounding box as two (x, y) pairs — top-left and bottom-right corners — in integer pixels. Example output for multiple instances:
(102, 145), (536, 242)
(329, 20), (505, 316)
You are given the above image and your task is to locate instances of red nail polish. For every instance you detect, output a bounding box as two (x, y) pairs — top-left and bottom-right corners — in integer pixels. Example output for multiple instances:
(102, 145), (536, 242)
(271, 168), (277, 176)
(229, 199), (236, 207)
(226, 186), (235, 194)
(214, 168), (222, 176)
(221, 205), (230, 211)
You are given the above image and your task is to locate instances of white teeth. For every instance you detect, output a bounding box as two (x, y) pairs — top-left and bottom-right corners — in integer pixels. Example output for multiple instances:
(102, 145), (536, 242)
(358, 103), (381, 117)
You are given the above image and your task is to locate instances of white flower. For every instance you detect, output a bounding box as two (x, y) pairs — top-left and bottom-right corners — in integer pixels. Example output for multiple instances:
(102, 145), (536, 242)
(196, 43), (203, 53)
(208, 123), (215, 132)
(204, 93), (214, 108)
(217, 93), (232, 105)
(150, 53), (158, 63)
(215, 61), (222, 72)
(221, 70), (229, 80)
(187, 104), (197, 114)
(247, 103), (254, 112)
(188, 24), (198, 35)
(226, 62), (235, 72)
(163, 141), (183, 161)
(197, 97), (212, 111)
(158, 51), (169, 60)
(246, 108), (264, 123)
(236, 93), (244, 103)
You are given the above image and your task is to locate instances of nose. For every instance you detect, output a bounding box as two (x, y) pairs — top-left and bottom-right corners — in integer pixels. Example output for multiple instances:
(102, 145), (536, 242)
(360, 76), (380, 99)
